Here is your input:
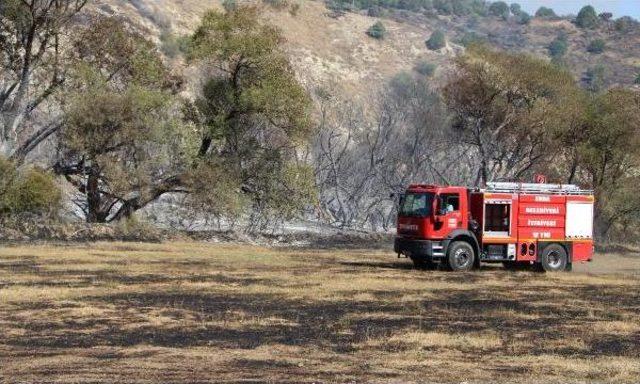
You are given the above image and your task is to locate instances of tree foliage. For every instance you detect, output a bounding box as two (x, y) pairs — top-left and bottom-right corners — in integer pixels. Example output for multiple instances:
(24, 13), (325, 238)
(188, 6), (314, 228)
(55, 17), (188, 223)
(576, 5), (599, 29)
(535, 6), (556, 18)
(443, 45), (581, 185)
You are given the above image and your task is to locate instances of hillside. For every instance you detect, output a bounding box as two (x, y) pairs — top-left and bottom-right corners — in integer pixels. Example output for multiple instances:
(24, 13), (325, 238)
(93, 0), (640, 99)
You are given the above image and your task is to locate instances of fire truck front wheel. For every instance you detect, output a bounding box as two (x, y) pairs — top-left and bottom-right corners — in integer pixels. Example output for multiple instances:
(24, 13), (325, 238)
(540, 244), (568, 272)
(446, 241), (476, 272)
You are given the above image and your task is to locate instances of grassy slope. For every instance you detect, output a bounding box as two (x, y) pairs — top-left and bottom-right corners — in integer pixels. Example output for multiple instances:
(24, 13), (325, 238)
(1, 242), (639, 383)
(95, 0), (640, 102)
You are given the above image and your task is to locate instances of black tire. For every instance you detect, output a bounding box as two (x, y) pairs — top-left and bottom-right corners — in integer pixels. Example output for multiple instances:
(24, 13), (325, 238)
(540, 244), (568, 272)
(446, 241), (475, 272)
(411, 258), (437, 270)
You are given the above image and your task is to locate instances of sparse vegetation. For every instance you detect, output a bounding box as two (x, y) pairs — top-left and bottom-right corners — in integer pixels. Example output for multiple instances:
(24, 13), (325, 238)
(585, 65), (607, 92)
(366, 21), (386, 39)
(587, 38), (606, 54)
(414, 60), (437, 76)
(426, 29), (446, 50)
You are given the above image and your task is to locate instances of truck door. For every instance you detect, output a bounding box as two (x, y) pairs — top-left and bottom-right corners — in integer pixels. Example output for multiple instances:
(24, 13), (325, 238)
(433, 193), (463, 236)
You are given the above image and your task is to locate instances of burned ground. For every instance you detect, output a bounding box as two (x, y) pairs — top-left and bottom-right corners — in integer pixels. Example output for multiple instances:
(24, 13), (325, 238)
(0, 242), (639, 383)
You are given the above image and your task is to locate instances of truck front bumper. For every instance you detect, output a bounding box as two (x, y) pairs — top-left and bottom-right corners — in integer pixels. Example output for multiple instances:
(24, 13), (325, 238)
(394, 237), (445, 260)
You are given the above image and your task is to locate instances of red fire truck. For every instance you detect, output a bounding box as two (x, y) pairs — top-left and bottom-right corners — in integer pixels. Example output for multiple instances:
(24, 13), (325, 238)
(394, 182), (594, 272)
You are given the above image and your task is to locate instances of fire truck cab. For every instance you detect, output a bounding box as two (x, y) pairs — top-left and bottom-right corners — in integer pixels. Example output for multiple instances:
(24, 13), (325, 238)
(394, 182), (594, 272)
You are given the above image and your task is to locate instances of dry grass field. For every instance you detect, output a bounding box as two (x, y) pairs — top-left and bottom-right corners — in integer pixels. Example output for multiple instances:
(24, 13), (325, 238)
(0, 242), (639, 383)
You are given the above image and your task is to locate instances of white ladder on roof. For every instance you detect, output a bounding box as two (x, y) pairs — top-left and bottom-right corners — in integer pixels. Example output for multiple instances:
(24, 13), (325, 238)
(485, 182), (592, 195)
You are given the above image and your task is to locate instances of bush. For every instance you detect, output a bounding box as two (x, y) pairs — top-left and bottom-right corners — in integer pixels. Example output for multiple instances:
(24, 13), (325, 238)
(576, 5), (599, 29)
(414, 60), (437, 76)
(587, 39), (606, 54)
(635, 72), (640, 85)
(488, 1), (509, 19)
(222, 0), (237, 12)
(0, 158), (61, 218)
(366, 21), (387, 39)
(160, 30), (190, 58)
(614, 16), (639, 33)
(517, 11), (531, 25)
(585, 65), (606, 92)
(426, 30), (446, 50)
(535, 6), (556, 18)
(548, 35), (568, 59)
(599, 12), (613, 22)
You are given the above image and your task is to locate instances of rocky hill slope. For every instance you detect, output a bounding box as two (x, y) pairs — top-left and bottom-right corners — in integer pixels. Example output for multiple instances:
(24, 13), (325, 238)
(94, 0), (640, 99)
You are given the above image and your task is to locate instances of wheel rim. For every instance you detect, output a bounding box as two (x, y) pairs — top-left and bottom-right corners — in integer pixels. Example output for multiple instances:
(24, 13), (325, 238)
(454, 248), (471, 268)
(547, 250), (562, 269)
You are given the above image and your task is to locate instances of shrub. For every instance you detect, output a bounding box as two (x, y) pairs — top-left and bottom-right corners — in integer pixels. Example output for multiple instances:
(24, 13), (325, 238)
(222, 0), (237, 12)
(488, 1), (509, 19)
(576, 5), (599, 29)
(587, 39), (606, 54)
(635, 72), (640, 85)
(535, 6), (556, 18)
(262, 0), (289, 9)
(0, 158), (61, 218)
(414, 60), (437, 76)
(585, 65), (606, 92)
(366, 21), (387, 39)
(426, 30), (446, 50)
(614, 16), (639, 33)
(517, 11), (531, 25)
(548, 35), (568, 59)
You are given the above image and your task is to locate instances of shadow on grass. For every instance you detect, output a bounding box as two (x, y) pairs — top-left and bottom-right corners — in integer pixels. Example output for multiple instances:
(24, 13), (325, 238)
(6, 280), (639, 358)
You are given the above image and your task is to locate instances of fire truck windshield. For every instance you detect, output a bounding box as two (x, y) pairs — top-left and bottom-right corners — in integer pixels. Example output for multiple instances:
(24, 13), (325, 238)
(399, 192), (434, 217)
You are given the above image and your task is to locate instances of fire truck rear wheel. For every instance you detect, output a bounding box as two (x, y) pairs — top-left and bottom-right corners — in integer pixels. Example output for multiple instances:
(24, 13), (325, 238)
(540, 244), (568, 272)
(446, 241), (476, 272)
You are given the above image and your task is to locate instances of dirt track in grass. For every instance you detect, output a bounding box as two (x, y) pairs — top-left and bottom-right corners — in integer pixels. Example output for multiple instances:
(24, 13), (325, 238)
(0, 242), (639, 383)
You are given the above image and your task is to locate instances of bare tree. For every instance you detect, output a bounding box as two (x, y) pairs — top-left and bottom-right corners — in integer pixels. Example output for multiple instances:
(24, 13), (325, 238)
(0, 0), (88, 161)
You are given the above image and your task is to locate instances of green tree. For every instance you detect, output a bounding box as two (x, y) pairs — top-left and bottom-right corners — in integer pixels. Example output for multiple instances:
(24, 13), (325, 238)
(635, 72), (640, 84)
(54, 17), (188, 223)
(188, 6), (314, 226)
(575, 89), (640, 238)
(587, 39), (606, 53)
(366, 21), (387, 39)
(443, 46), (581, 185)
(510, 3), (521, 15)
(535, 6), (556, 18)
(488, 1), (509, 19)
(426, 30), (446, 50)
(576, 5), (599, 29)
